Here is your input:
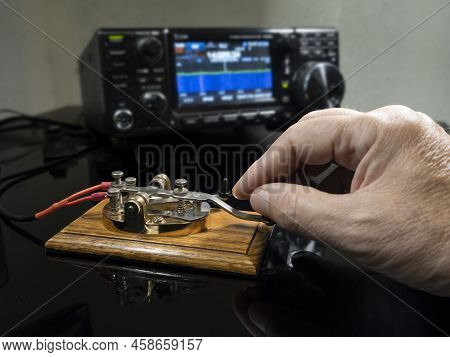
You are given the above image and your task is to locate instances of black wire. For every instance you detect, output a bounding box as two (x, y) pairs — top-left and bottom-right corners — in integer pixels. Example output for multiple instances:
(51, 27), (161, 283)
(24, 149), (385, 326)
(0, 114), (91, 142)
(0, 124), (37, 133)
(0, 113), (84, 130)
(1, 217), (45, 247)
(0, 117), (88, 142)
(0, 109), (95, 245)
(0, 145), (96, 221)
(0, 175), (41, 221)
(0, 145), (94, 184)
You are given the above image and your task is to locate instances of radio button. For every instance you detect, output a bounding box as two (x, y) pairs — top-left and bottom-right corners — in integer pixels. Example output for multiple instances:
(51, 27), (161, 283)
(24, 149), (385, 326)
(300, 39), (311, 47)
(298, 32), (315, 38)
(223, 113), (238, 123)
(109, 60), (128, 69)
(136, 68), (150, 74)
(203, 115), (221, 124)
(110, 73), (128, 81)
(107, 49), (127, 56)
(114, 83), (128, 89)
(106, 34), (126, 44)
(182, 116), (201, 126)
(242, 112), (257, 121)
(300, 49), (311, 56)
(260, 110), (276, 120)
(314, 49), (324, 56)
(152, 76), (165, 83)
(136, 77), (149, 84)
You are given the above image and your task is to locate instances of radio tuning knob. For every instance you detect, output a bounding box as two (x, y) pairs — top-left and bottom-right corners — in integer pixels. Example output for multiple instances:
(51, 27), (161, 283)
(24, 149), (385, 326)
(136, 36), (163, 63)
(141, 92), (168, 113)
(112, 109), (134, 131)
(293, 61), (345, 109)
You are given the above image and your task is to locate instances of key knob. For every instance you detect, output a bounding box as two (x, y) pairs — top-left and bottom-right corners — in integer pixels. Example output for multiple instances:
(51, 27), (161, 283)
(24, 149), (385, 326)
(174, 178), (188, 195)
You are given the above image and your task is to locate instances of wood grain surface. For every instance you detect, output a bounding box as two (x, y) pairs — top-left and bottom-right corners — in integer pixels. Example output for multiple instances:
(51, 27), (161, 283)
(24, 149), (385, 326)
(45, 201), (273, 276)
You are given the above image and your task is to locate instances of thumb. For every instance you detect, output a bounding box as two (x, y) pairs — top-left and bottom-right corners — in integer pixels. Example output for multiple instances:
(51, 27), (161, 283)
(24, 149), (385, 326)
(250, 183), (356, 245)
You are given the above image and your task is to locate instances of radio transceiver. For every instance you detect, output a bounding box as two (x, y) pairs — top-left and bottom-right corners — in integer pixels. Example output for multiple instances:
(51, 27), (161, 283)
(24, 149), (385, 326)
(80, 27), (344, 137)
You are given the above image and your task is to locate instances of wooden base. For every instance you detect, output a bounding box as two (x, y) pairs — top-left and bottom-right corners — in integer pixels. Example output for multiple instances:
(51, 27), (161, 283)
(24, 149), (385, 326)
(45, 201), (273, 276)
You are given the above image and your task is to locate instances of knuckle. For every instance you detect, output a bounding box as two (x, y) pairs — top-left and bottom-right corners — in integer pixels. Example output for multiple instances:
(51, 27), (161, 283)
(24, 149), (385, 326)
(385, 104), (415, 114)
(390, 111), (426, 136)
(284, 121), (305, 143)
(299, 111), (319, 122)
(369, 105), (429, 138)
(287, 120), (304, 133)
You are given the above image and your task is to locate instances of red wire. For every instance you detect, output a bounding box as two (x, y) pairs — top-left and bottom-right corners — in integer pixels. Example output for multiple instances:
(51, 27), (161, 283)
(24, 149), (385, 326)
(67, 192), (107, 206)
(66, 182), (111, 201)
(34, 182), (111, 219)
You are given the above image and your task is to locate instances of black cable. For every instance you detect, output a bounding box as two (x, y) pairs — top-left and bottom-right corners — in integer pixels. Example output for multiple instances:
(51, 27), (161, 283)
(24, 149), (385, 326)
(0, 175), (40, 221)
(0, 145), (96, 221)
(0, 107), (84, 129)
(0, 116), (94, 143)
(0, 114), (86, 135)
(0, 145), (94, 184)
(0, 217), (45, 247)
(0, 109), (96, 245)
(0, 124), (37, 133)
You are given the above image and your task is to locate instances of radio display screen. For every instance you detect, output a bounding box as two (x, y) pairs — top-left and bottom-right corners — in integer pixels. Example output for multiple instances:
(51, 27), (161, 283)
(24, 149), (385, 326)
(174, 40), (274, 108)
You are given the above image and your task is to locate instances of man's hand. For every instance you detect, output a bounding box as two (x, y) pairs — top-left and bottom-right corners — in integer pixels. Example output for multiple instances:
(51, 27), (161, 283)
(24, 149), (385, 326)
(233, 105), (450, 296)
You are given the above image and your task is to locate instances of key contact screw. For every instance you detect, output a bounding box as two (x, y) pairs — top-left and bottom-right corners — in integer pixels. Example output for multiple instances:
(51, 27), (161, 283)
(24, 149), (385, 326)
(125, 177), (137, 187)
(107, 187), (121, 210)
(111, 171), (124, 187)
(174, 178), (188, 195)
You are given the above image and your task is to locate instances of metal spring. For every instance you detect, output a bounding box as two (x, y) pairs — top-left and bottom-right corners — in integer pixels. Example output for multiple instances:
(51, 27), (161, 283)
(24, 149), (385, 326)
(176, 200), (187, 216)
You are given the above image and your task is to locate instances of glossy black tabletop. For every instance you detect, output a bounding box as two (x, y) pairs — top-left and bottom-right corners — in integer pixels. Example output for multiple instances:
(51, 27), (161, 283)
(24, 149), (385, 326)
(0, 107), (448, 337)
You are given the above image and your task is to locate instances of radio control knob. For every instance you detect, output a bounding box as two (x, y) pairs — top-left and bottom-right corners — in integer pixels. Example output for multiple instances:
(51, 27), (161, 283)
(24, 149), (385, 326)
(141, 92), (168, 113)
(112, 109), (134, 131)
(136, 36), (163, 63)
(293, 61), (345, 108)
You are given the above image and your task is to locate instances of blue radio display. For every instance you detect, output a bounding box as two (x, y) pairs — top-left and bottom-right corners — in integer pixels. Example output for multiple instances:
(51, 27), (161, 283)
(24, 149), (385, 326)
(174, 40), (274, 108)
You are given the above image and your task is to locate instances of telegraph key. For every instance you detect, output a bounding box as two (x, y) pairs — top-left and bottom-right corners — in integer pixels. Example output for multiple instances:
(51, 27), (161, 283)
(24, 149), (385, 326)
(45, 172), (274, 276)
